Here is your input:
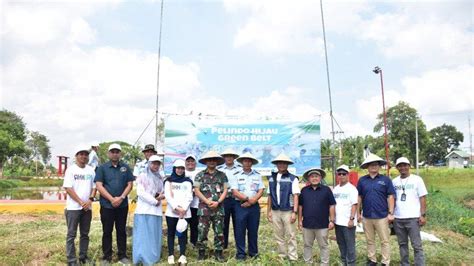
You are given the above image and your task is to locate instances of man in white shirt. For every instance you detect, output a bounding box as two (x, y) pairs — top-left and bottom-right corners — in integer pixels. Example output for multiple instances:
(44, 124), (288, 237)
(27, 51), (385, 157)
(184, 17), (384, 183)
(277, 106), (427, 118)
(333, 165), (358, 266)
(63, 146), (97, 266)
(87, 143), (100, 170)
(393, 157), (428, 266)
(266, 154), (300, 261)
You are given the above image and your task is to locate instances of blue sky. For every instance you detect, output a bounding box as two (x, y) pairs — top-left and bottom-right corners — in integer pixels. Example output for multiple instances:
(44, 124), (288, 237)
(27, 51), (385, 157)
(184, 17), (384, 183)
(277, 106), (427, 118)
(1, 0), (472, 159)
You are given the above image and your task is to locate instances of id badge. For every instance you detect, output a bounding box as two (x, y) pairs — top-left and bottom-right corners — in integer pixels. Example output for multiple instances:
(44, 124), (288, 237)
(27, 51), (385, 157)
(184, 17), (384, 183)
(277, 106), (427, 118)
(401, 193), (406, 201)
(216, 184), (221, 193)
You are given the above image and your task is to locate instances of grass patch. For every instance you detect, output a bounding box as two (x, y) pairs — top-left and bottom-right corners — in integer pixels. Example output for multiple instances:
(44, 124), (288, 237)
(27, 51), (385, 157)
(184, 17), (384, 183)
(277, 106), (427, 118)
(0, 178), (63, 189)
(0, 213), (473, 265)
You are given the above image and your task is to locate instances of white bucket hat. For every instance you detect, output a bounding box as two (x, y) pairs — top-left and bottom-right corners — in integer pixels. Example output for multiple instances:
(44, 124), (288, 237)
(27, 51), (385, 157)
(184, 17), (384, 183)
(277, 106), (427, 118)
(220, 148), (239, 158)
(360, 153), (386, 169)
(108, 143), (122, 151)
(271, 153), (294, 165)
(336, 164), (350, 173)
(236, 152), (259, 165)
(198, 151), (225, 165)
(148, 155), (163, 163)
(75, 146), (90, 155)
(173, 159), (186, 168)
(303, 167), (326, 180)
(395, 157), (411, 166)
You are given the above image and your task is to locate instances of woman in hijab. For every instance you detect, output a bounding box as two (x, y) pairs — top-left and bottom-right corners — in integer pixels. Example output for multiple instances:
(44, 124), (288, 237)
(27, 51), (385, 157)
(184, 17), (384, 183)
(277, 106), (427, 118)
(164, 159), (194, 265)
(133, 155), (165, 265)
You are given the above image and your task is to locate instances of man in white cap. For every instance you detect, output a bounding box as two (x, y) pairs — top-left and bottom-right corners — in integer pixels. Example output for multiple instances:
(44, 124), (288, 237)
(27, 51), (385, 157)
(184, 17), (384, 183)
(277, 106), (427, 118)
(298, 167), (336, 265)
(333, 165), (358, 266)
(357, 153), (396, 266)
(217, 148), (241, 249)
(94, 143), (135, 264)
(63, 146), (97, 265)
(88, 143), (100, 170)
(133, 144), (157, 177)
(185, 154), (199, 247)
(194, 151), (229, 262)
(393, 157), (427, 266)
(231, 152), (265, 260)
(267, 154), (300, 261)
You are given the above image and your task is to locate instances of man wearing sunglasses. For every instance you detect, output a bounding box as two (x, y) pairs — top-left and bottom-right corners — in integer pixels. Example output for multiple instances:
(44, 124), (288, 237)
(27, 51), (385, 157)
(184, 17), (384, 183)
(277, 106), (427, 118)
(333, 165), (358, 266)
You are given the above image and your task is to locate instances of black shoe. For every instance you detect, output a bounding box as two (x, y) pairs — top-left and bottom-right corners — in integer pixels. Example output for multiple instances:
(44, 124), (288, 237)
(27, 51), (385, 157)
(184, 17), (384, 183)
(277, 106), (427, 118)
(79, 257), (94, 265)
(215, 250), (225, 262)
(198, 250), (206, 261)
(366, 260), (377, 266)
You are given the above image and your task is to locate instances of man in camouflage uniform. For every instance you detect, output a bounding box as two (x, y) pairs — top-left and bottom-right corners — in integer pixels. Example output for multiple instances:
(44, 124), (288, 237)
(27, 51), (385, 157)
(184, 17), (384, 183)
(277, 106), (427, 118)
(194, 151), (228, 262)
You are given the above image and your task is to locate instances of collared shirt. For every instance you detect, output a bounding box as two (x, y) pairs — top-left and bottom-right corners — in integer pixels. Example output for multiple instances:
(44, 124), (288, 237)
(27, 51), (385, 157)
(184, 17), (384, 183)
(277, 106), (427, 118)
(133, 159), (148, 177)
(230, 169), (265, 198)
(94, 161), (135, 209)
(88, 150), (99, 169)
(299, 185), (336, 229)
(357, 174), (396, 219)
(217, 163), (241, 197)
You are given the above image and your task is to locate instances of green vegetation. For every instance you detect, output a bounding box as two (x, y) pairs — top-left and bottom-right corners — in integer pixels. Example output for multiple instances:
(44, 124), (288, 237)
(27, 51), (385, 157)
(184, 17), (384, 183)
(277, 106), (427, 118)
(0, 178), (63, 189)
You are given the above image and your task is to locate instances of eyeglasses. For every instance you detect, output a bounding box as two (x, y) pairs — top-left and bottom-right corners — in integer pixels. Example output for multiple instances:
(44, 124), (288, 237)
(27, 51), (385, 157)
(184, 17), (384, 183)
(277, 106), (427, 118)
(337, 172), (348, 176)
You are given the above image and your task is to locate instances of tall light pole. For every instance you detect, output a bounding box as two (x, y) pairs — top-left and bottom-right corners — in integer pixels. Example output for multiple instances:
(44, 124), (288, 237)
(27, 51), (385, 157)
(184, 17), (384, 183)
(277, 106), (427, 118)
(373, 66), (390, 175)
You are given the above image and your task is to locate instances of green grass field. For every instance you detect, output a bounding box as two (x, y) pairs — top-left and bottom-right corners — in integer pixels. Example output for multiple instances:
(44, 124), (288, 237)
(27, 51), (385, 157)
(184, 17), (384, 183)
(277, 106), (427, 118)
(0, 168), (473, 265)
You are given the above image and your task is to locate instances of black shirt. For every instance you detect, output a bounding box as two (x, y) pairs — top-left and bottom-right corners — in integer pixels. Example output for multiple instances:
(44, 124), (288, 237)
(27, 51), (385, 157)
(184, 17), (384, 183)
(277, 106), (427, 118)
(299, 185), (336, 229)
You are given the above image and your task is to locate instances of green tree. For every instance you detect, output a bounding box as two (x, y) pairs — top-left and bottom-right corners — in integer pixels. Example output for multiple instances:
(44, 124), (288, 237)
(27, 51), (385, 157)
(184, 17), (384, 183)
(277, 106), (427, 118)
(374, 101), (429, 164)
(26, 131), (51, 175)
(0, 110), (28, 178)
(426, 124), (464, 164)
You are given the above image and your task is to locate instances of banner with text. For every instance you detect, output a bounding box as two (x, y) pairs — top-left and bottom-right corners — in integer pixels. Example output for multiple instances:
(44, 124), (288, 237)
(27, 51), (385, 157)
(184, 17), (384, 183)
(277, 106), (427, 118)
(163, 115), (320, 176)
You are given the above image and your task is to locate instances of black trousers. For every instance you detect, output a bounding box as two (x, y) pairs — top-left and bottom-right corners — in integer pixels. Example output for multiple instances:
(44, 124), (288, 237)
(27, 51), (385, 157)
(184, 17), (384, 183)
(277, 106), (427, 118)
(188, 207), (198, 245)
(100, 206), (129, 260)
(166, 216), (189, 256)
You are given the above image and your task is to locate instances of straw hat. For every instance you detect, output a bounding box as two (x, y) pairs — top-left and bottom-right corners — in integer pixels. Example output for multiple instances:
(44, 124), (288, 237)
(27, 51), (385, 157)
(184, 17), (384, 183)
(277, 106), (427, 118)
(198, 151), (225, 165)
(220, 148), (239, 158)
(303, 167), (326, 180)
(236, 152), (259, 165)
(271, 153), (294, 165)
(395, 157), (410, 166)
(336, 164), (350, 173)
(360, 153), (387, 169)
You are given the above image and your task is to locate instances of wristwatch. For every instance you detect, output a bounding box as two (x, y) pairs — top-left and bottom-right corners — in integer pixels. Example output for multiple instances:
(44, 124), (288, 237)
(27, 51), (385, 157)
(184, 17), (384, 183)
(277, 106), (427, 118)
(350, 217), (355, 220)
(388, 210), (393, 215)
(421, 213), (426, 217)
(121, 195), (126, 200)
(89, 197), (95, 202)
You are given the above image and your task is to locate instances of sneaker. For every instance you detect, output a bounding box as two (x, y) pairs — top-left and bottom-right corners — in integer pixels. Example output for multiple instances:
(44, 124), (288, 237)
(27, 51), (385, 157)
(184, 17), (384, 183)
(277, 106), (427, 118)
(118, 257), (131, 265)
(168, 255), (175, 264)
(178, 255), (187, 264)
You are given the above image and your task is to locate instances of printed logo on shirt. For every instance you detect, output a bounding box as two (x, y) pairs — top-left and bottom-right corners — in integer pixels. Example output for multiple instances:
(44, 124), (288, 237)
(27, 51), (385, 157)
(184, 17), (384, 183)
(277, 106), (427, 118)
(74, 174), (93, 180)
(120, 166), (127, 172)
(377, 180), (386, 186)
(334, 193), (349, 199)
(394, 184), (414, 190)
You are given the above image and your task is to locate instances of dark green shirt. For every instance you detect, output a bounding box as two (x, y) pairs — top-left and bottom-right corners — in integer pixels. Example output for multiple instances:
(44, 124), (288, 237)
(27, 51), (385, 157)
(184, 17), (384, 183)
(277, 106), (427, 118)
(94, 161), (134, 209)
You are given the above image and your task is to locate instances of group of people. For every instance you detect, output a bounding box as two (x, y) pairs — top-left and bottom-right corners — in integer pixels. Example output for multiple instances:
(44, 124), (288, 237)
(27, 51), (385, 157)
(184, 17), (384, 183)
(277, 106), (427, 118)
(63, 143), (428, 266)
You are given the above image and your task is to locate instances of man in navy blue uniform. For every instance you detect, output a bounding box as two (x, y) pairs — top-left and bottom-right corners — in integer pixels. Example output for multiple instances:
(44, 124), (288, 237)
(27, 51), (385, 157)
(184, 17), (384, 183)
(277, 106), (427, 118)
(357, 154), (396, 266)
(231, 152), (264, 260)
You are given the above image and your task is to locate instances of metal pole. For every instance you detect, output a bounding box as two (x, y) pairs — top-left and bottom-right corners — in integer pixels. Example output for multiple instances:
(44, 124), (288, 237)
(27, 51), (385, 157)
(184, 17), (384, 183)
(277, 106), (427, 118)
(378, 68), (390, 175)
(320, 0), (337, 186)
(415, 117), (419, 175)
(155, 0), (164, 147)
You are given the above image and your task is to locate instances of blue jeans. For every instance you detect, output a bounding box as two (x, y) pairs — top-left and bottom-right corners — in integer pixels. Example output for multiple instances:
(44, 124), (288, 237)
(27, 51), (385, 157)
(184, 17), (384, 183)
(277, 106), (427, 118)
(223, 197), (237, 249)
(234, 202), (260, 259)
(335, 224), (356, 266)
